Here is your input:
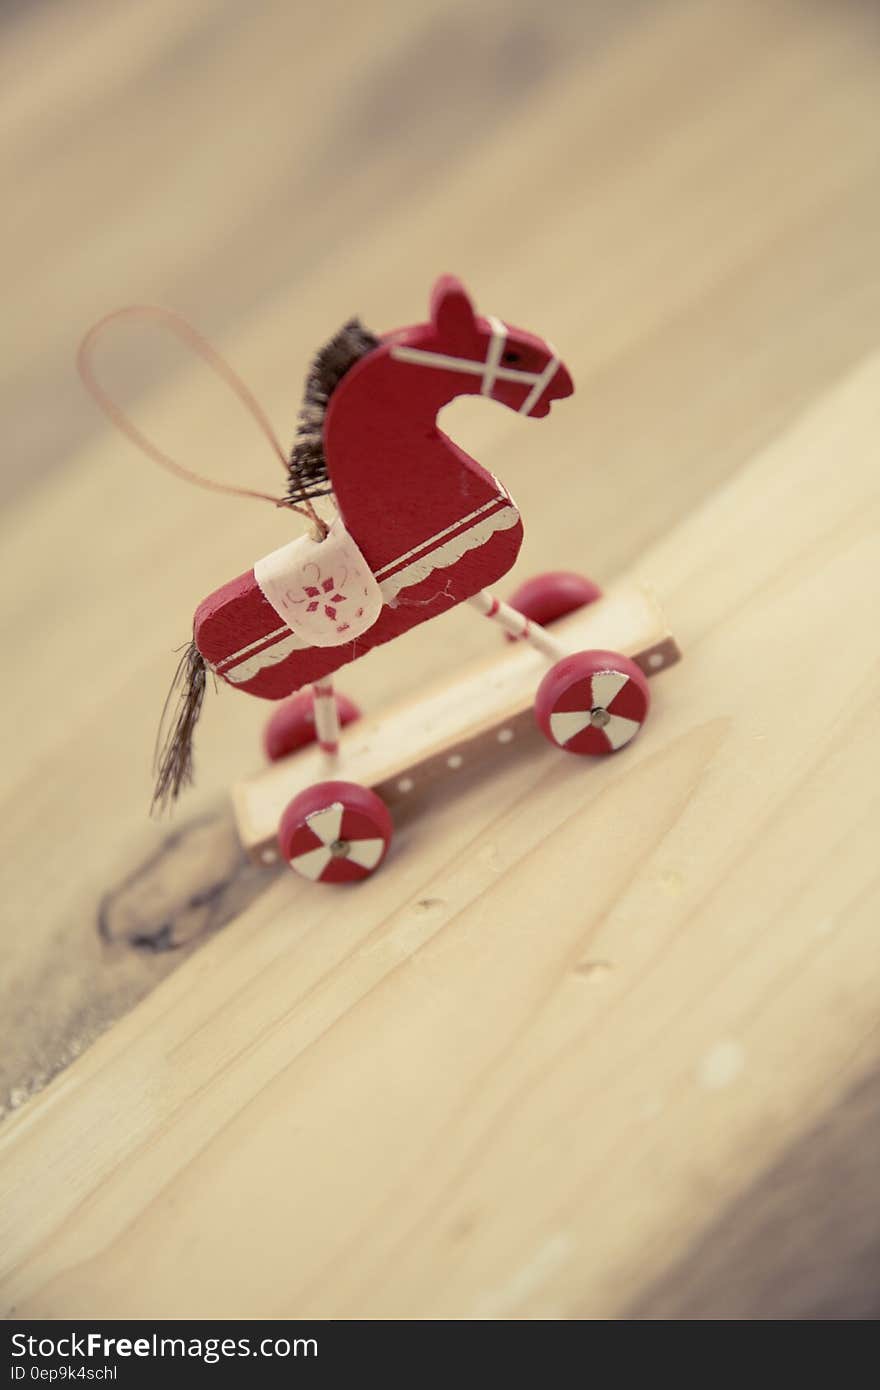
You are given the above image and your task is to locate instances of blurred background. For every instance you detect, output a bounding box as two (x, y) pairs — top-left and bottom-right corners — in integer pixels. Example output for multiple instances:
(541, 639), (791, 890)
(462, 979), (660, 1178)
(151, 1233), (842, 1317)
(2, 0), (880, 1315)
(6, 0), (880, 506)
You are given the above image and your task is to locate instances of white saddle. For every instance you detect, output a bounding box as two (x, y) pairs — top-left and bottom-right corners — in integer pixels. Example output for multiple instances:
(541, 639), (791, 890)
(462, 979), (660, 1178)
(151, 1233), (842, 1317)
(254, 519), (383, 648)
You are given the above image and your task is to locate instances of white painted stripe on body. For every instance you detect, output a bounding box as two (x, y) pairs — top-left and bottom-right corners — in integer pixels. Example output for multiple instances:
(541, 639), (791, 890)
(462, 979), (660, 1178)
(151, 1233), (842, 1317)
(377, 504), (520, 605)
(373, 496), (504, 579)
(222, 627), (308, 683)
(216, 622), (290, 672)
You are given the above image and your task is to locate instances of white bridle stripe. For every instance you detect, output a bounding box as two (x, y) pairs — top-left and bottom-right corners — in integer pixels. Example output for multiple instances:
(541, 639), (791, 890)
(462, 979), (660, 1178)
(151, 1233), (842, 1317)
(389, 322), (560, 415)
(481, 315), (506, 396)
(518, 345), (560, 416)
(390, 344), (535, 384)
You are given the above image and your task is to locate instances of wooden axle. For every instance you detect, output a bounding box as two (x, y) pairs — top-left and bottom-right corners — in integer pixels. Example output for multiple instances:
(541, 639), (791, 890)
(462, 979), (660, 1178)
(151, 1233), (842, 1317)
(468, 588), (570, 660)
(312, 677), (340, 754)
(234, 584), (680, 864)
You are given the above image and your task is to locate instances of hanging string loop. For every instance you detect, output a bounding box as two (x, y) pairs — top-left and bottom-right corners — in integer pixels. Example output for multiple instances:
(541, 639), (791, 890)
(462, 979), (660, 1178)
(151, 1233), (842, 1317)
(77, 305), (328, 537)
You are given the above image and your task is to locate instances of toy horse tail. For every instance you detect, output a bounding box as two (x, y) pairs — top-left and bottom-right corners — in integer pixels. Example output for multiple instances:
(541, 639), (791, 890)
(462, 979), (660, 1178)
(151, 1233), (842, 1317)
(151, 640), (208, 814)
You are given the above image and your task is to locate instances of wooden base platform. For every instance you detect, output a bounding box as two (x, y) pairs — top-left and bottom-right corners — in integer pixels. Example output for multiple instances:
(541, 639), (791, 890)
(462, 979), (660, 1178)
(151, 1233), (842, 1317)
(234, 586), (680, 862)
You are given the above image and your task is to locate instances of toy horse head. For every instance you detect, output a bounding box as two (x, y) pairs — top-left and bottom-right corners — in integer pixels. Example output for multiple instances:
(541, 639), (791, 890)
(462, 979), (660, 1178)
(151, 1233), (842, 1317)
(287, 275), (574, 508)
(387, 274), (574, 419)
(319, 274), (575, 576)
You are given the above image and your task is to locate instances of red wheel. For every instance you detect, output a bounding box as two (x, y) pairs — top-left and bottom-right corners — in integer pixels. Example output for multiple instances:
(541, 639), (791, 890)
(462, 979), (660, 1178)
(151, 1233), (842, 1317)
(278, 781), (392, 884)
(506, 572), (602, 638)
(535, 650), (650, 756)
(263, 690), (361, 761)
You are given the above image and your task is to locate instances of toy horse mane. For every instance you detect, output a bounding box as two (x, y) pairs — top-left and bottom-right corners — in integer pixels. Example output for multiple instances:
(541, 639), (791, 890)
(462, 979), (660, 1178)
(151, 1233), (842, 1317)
(153, 314), (378, 810)
(286, 317), (379, 506)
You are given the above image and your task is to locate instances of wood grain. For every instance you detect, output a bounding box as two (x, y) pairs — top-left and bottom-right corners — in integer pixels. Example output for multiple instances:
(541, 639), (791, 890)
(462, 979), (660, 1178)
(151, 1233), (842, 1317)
(1, 0), (879, 1318)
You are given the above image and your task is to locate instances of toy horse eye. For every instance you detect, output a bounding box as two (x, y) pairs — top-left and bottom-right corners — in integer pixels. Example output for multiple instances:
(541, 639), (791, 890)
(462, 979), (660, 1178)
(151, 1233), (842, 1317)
(502, 350), (521, 364)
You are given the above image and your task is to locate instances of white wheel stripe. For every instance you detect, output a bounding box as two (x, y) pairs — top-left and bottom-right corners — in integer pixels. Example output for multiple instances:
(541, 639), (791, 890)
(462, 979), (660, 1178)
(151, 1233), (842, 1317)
(590, 670), (629, 710)
(304, 802), (344, 845)
(549, 709), (593, 745)
(289, 845), (334, 881)
(346, 837), (386, 871)
(603, 714), (642, 750)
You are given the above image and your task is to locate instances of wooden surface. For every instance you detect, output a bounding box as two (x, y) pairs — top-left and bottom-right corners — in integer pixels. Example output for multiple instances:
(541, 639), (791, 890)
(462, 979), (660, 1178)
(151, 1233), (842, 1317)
(1, 0), (879, 1319)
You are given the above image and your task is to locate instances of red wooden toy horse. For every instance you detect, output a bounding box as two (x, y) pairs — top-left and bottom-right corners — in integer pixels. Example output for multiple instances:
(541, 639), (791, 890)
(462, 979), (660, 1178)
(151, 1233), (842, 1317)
(80, 275), (678, 886)
(195, 275), (572, 700)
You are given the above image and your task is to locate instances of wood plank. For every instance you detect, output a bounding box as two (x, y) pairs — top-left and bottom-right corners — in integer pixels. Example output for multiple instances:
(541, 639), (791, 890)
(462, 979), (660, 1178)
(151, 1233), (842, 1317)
(4, 0), (880, 1113)
(1, 355), (877, 1318)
